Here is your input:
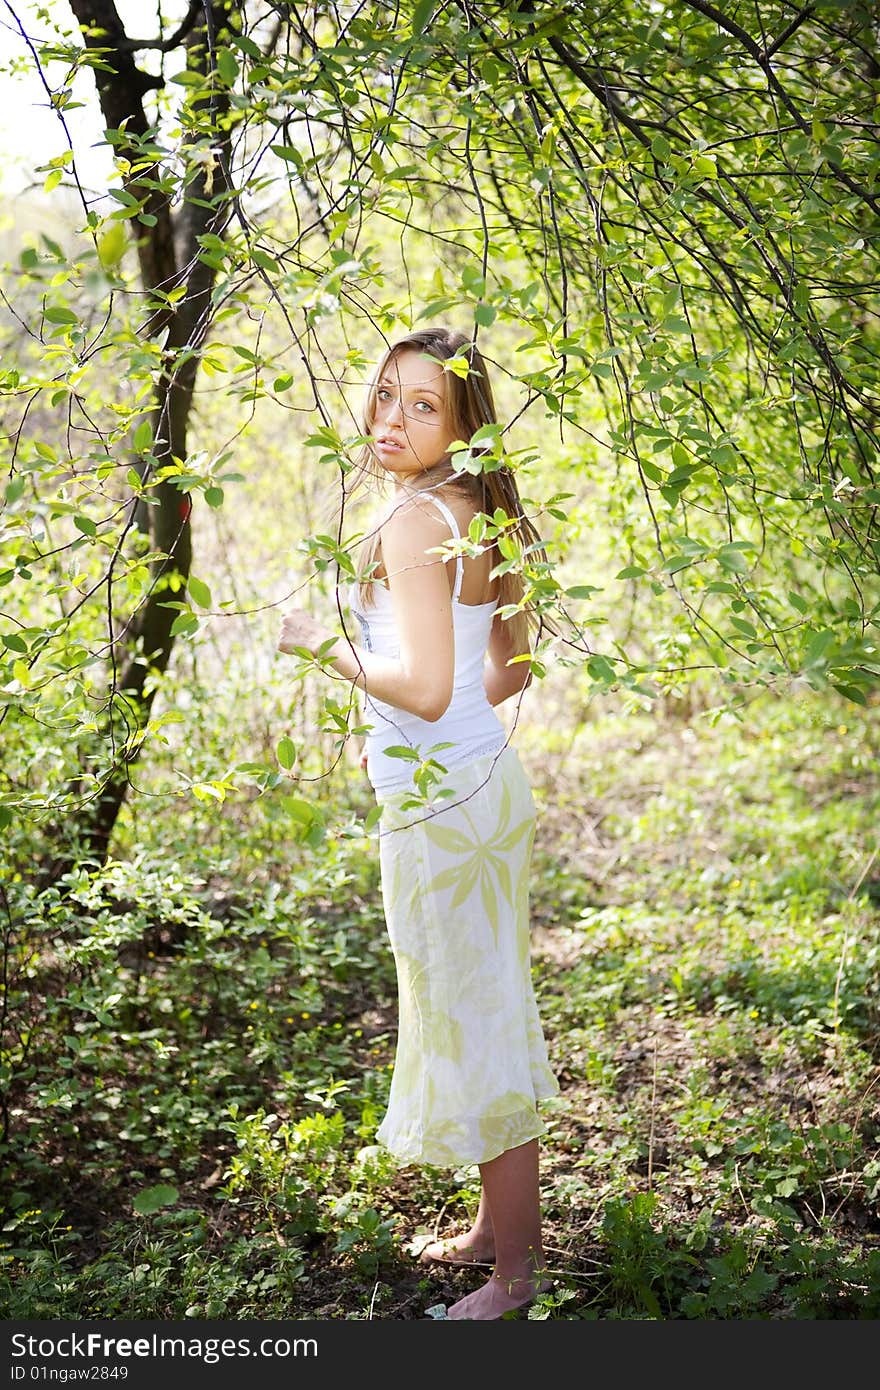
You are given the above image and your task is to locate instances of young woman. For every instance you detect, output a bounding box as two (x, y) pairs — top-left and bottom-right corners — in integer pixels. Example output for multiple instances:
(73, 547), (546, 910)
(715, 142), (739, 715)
(277, 327), (558, 1320)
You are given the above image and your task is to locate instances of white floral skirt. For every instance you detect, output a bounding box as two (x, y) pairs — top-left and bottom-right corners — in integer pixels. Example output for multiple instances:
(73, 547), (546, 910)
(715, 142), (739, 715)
(374, 744), (559, 1167)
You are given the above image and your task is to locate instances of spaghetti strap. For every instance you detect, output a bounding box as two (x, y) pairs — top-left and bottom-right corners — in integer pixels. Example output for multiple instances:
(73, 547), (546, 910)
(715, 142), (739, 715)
(427, 495), (464, 603)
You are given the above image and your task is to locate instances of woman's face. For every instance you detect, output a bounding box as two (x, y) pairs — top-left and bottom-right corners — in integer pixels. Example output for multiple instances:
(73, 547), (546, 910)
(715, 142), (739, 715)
(369, 350), (457, 485)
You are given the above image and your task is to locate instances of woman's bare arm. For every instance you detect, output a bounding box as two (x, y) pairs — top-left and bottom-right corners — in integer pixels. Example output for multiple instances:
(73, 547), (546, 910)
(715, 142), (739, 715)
(279, 500), (455, 722)
(483, 608), (532, 707)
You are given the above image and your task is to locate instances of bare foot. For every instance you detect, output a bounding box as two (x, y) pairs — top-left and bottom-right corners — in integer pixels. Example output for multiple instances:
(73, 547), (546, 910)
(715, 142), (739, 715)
(446, 1272), (553, 1320)
(416, 1232), (496, 1266)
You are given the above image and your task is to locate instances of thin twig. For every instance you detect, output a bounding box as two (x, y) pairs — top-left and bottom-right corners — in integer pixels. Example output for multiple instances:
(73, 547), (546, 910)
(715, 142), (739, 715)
(647, 1034), (658, 1191)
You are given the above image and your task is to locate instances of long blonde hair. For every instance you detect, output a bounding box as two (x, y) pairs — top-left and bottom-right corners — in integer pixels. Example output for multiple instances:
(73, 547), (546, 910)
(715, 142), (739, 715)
(347, 327), (553, 654)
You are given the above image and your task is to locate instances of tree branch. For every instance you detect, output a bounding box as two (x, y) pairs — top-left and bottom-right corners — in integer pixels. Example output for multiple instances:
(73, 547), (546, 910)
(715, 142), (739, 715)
(764, 5), (816, 62)
(116, 0), (203, 52)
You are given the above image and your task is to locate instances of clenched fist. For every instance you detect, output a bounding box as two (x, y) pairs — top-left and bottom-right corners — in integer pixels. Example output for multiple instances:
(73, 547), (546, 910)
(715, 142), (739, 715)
(277, 608), (333, 657)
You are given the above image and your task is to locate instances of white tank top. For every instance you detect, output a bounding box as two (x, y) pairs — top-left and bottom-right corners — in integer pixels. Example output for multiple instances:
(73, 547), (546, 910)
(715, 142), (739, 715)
(345, 494), (507, 794)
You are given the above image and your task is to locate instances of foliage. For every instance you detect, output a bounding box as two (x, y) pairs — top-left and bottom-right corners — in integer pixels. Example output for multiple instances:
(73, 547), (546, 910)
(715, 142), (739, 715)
(1, 1), (879, 850)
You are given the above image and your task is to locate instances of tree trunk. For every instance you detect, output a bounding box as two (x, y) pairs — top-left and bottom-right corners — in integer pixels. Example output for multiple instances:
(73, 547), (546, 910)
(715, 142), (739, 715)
(60, 0), (237, 868)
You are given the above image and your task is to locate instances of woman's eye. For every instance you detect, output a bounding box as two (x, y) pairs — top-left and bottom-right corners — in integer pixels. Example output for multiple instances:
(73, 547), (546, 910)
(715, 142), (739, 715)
(415, 401), (433, 413)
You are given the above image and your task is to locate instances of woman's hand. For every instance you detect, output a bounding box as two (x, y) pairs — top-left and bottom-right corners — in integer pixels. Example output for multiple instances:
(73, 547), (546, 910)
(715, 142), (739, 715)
(277, 608), (333, 658)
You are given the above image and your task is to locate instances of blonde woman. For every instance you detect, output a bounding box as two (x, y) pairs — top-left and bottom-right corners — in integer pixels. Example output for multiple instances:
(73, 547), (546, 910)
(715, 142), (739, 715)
(278, 328), (558, 1320)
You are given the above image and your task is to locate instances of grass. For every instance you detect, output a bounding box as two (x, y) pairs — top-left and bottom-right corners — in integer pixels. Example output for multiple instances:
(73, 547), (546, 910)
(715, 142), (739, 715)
(1, 689), (878, 1319)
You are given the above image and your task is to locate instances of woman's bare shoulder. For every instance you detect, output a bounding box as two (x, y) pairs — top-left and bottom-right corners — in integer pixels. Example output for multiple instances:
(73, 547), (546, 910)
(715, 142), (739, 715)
(381, 493), (452, 539)
(387, 486), (484, 527)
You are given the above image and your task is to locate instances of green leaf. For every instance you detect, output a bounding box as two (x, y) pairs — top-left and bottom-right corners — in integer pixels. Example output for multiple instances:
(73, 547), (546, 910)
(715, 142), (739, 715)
(133, 1184), (179, 1216)
(804, 629), (835, 667)
(187, 576), (212, 609)
(718, 545), (751, 574)
(97, 223), (127, 267)
(587, 654), (616, 682)
(277, 736), (296, 770)
(216, 48), (239, 85)
(470, 423), (502, 444)
(170, 612), (199, 638)
(666, 466), (695, 486)
(186, 776), (225, 804)
(133, 421), (153, 452)
(271, 145), (304, 165)
(831, 683), (868, 705)
(444, 355), (473, 380)
(283, 797), (317, 826)
(74, 515), (97, 538)
(231, 34), (262, 59)
(411, 0), (435, 35)
(108, 187), (139, 208)
(204, 487), (224, 508)
(252, 248), (280, 273)
(419, 296), (460, 321)
(44, 306), (78, 326)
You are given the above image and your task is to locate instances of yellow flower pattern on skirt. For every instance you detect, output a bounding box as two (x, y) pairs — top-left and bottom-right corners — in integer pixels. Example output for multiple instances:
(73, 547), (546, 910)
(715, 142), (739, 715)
(375, 745), (559, 1166)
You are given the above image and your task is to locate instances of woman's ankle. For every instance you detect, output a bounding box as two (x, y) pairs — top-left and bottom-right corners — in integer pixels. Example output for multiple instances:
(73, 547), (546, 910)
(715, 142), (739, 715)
(492, 1251), (547, 1293)
(469, 1220), (494, 1243)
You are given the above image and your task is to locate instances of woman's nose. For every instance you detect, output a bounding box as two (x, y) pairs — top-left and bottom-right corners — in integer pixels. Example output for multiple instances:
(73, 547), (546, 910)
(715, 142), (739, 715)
(384, 396), (404, 424)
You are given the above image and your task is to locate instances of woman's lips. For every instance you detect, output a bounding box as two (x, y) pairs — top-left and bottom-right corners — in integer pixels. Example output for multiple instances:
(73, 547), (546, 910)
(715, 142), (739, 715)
(376, 438), (404, 452)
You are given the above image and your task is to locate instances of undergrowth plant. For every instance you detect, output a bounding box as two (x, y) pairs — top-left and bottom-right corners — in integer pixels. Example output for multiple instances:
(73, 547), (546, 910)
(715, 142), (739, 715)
(2, 692), (878, 1318)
